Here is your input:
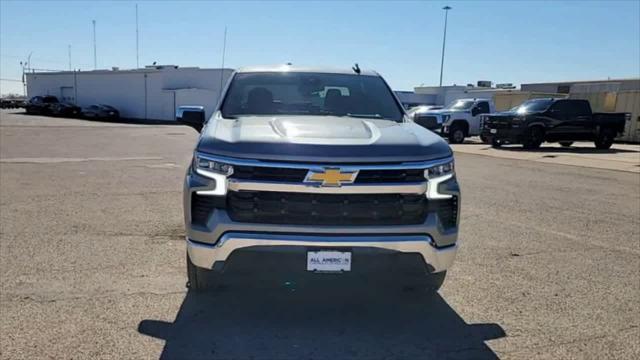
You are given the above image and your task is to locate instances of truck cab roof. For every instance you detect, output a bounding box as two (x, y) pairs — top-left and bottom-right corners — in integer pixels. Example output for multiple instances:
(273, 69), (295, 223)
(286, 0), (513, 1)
(235, 65), (380, 76)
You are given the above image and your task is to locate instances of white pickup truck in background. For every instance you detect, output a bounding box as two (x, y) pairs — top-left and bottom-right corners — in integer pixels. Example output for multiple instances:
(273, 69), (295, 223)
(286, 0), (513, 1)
(420, 98), (495, 143)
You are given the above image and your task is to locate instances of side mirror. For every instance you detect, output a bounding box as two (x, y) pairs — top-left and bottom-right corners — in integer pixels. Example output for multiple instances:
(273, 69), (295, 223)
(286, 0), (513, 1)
(176, 106), (205, 132)
(471, 107), (480, 116)
(414, 114), (440, 130)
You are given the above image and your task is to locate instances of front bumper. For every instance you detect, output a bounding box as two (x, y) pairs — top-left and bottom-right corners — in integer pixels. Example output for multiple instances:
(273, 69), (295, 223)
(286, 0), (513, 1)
(188, 233), (457, 273)
(481, 126), (524, 143)
(184, 155), (460, 274)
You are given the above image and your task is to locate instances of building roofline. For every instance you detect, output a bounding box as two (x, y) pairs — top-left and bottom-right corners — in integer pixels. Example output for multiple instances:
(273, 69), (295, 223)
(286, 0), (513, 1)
(522, 78), (640, 86)
(26, 67), (234, 76)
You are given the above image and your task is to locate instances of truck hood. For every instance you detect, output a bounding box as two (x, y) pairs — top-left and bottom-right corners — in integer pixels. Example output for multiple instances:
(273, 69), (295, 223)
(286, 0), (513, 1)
(196, 115), (452, 163)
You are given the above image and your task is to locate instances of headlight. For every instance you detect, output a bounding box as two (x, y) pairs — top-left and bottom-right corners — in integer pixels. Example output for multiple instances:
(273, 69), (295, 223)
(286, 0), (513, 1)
(425, 161), (454, 180)
(193, 155), (233, 195)
(194, 156), (234, 176)
(425, 160), (455, 199)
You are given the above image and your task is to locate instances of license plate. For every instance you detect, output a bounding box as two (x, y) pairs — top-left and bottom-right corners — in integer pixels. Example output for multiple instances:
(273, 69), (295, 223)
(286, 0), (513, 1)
(307, 251), (351, 272)
(490, 128), (497, 134)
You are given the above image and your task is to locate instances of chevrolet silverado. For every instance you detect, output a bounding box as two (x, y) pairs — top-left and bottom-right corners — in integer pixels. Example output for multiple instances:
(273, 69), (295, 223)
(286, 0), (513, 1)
(177, 65), (460, 293)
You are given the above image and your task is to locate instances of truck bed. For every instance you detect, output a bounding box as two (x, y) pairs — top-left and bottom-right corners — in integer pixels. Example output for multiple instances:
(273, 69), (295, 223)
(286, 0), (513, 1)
(592, 112), (629, 134)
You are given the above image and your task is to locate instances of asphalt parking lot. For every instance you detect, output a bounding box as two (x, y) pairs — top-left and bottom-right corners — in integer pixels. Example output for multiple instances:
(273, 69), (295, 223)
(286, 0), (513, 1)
(1, 109), (639, 359)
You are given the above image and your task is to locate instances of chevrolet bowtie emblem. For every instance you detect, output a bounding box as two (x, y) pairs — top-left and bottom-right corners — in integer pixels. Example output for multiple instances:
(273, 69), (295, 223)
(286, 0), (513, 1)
(304, 168), (359, 187)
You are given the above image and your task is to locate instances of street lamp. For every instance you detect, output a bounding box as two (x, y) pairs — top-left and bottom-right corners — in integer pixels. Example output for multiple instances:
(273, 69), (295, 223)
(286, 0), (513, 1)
(439, 6), (452, 87)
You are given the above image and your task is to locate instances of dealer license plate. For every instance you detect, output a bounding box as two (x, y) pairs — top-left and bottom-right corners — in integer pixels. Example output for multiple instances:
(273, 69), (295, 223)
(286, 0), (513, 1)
(490, 128), (498, 134)
(307, 251), (351, 272)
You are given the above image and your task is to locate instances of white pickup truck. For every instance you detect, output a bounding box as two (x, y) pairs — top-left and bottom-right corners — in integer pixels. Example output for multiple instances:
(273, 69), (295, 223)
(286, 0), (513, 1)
(421, 98), (495, 143)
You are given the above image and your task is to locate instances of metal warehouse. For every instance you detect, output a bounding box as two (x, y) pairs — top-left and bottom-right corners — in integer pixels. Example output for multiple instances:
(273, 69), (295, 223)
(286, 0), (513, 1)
(26, 65), (234, 121)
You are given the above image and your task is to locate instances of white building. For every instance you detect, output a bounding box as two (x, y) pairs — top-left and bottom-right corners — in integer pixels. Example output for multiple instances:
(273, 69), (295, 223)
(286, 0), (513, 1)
(26, 65), (234, 121)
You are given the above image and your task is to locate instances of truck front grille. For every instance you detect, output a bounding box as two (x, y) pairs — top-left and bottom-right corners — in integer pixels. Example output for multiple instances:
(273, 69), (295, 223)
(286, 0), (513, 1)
(484, 117), (513, 129)
(227, 191), (428, 226)
(414, 115), (438, 129)
(231, 166), (425, 183)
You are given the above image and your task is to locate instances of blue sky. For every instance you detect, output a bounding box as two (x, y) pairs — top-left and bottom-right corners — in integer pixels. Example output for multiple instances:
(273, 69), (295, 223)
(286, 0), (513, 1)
(1, 0), (639, 95)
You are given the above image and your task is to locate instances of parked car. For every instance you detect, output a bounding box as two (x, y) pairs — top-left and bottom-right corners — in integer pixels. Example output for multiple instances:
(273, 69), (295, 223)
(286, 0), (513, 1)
(177, 65), (460, 293)
(0, 99), (24, 109)
(481, 98), (629, 149)
(421, 98), (495, 144)
(81, 104), (120, 120)
(50, 102), (81, 117)
(25, 96), (59, 115)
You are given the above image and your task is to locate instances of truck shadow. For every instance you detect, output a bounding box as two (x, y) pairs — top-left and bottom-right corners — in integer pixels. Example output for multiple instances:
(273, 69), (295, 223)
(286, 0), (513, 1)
(138, 275), (505, 359)
(13, 110), (183, 126)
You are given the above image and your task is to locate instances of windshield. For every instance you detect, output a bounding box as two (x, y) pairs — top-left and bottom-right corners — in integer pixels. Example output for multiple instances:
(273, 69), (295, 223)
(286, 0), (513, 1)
(515, 99), (554, 114)
(446, 100), (475, 110)
(220, 72), (404, 121)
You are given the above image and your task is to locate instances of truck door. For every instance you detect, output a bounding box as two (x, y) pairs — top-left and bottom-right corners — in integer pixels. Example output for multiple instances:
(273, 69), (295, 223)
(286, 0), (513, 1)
(470, 101), (490, 135)
(545, 100), (572, 137)
(569, 100), (594, 139)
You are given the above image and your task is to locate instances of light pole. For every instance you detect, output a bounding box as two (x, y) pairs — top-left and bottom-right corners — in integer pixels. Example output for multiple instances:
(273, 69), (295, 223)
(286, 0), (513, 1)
(92, 20), (97, 69)
(135, 4), (139, 68)
(439, 6), (452, 87)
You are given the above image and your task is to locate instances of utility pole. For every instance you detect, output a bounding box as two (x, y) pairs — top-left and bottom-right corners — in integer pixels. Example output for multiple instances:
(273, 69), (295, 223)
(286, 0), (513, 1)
(135, 4), (139, 68)
(439, 6), (452, 87)
(92, 20), (97, 69)
(68, 45), (72, 70)
(20, 52), (32, 96)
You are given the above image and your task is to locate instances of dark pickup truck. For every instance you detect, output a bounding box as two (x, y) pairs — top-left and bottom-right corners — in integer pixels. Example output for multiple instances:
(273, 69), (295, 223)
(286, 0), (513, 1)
(481, 98), (629, 149)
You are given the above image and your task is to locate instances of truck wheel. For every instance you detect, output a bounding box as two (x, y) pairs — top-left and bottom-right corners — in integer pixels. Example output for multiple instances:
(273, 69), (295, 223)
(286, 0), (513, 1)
(559, 141), (573, 147)
(480, 134), (490, 144)
(491, 138), (502, 148)
(448, 124), (466, 144)
(594, 129), (615, 150)
(186, 253), (219, 292)
(522, 126), (544, 149)
(404, 271), (447, 293)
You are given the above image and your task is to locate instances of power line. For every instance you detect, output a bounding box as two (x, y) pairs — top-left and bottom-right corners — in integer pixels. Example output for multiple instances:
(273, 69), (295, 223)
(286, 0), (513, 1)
(0, 54), (92, 68)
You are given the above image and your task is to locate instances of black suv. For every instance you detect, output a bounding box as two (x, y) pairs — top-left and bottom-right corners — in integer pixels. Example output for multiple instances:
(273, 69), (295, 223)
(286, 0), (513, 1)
(481, 98), (628, 149)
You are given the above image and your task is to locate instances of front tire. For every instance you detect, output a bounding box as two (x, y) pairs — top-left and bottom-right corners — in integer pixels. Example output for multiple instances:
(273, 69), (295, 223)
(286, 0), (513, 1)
(448, 124), (466, 144)
(595, 128), (615, 150)
(480, 134), (490, 144)
(522, 126), (544, 149)
(187, 253), (219, 292)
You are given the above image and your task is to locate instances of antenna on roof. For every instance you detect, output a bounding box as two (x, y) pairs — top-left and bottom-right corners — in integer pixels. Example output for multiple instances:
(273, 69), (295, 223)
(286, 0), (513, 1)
(352, 63), (361, 74)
